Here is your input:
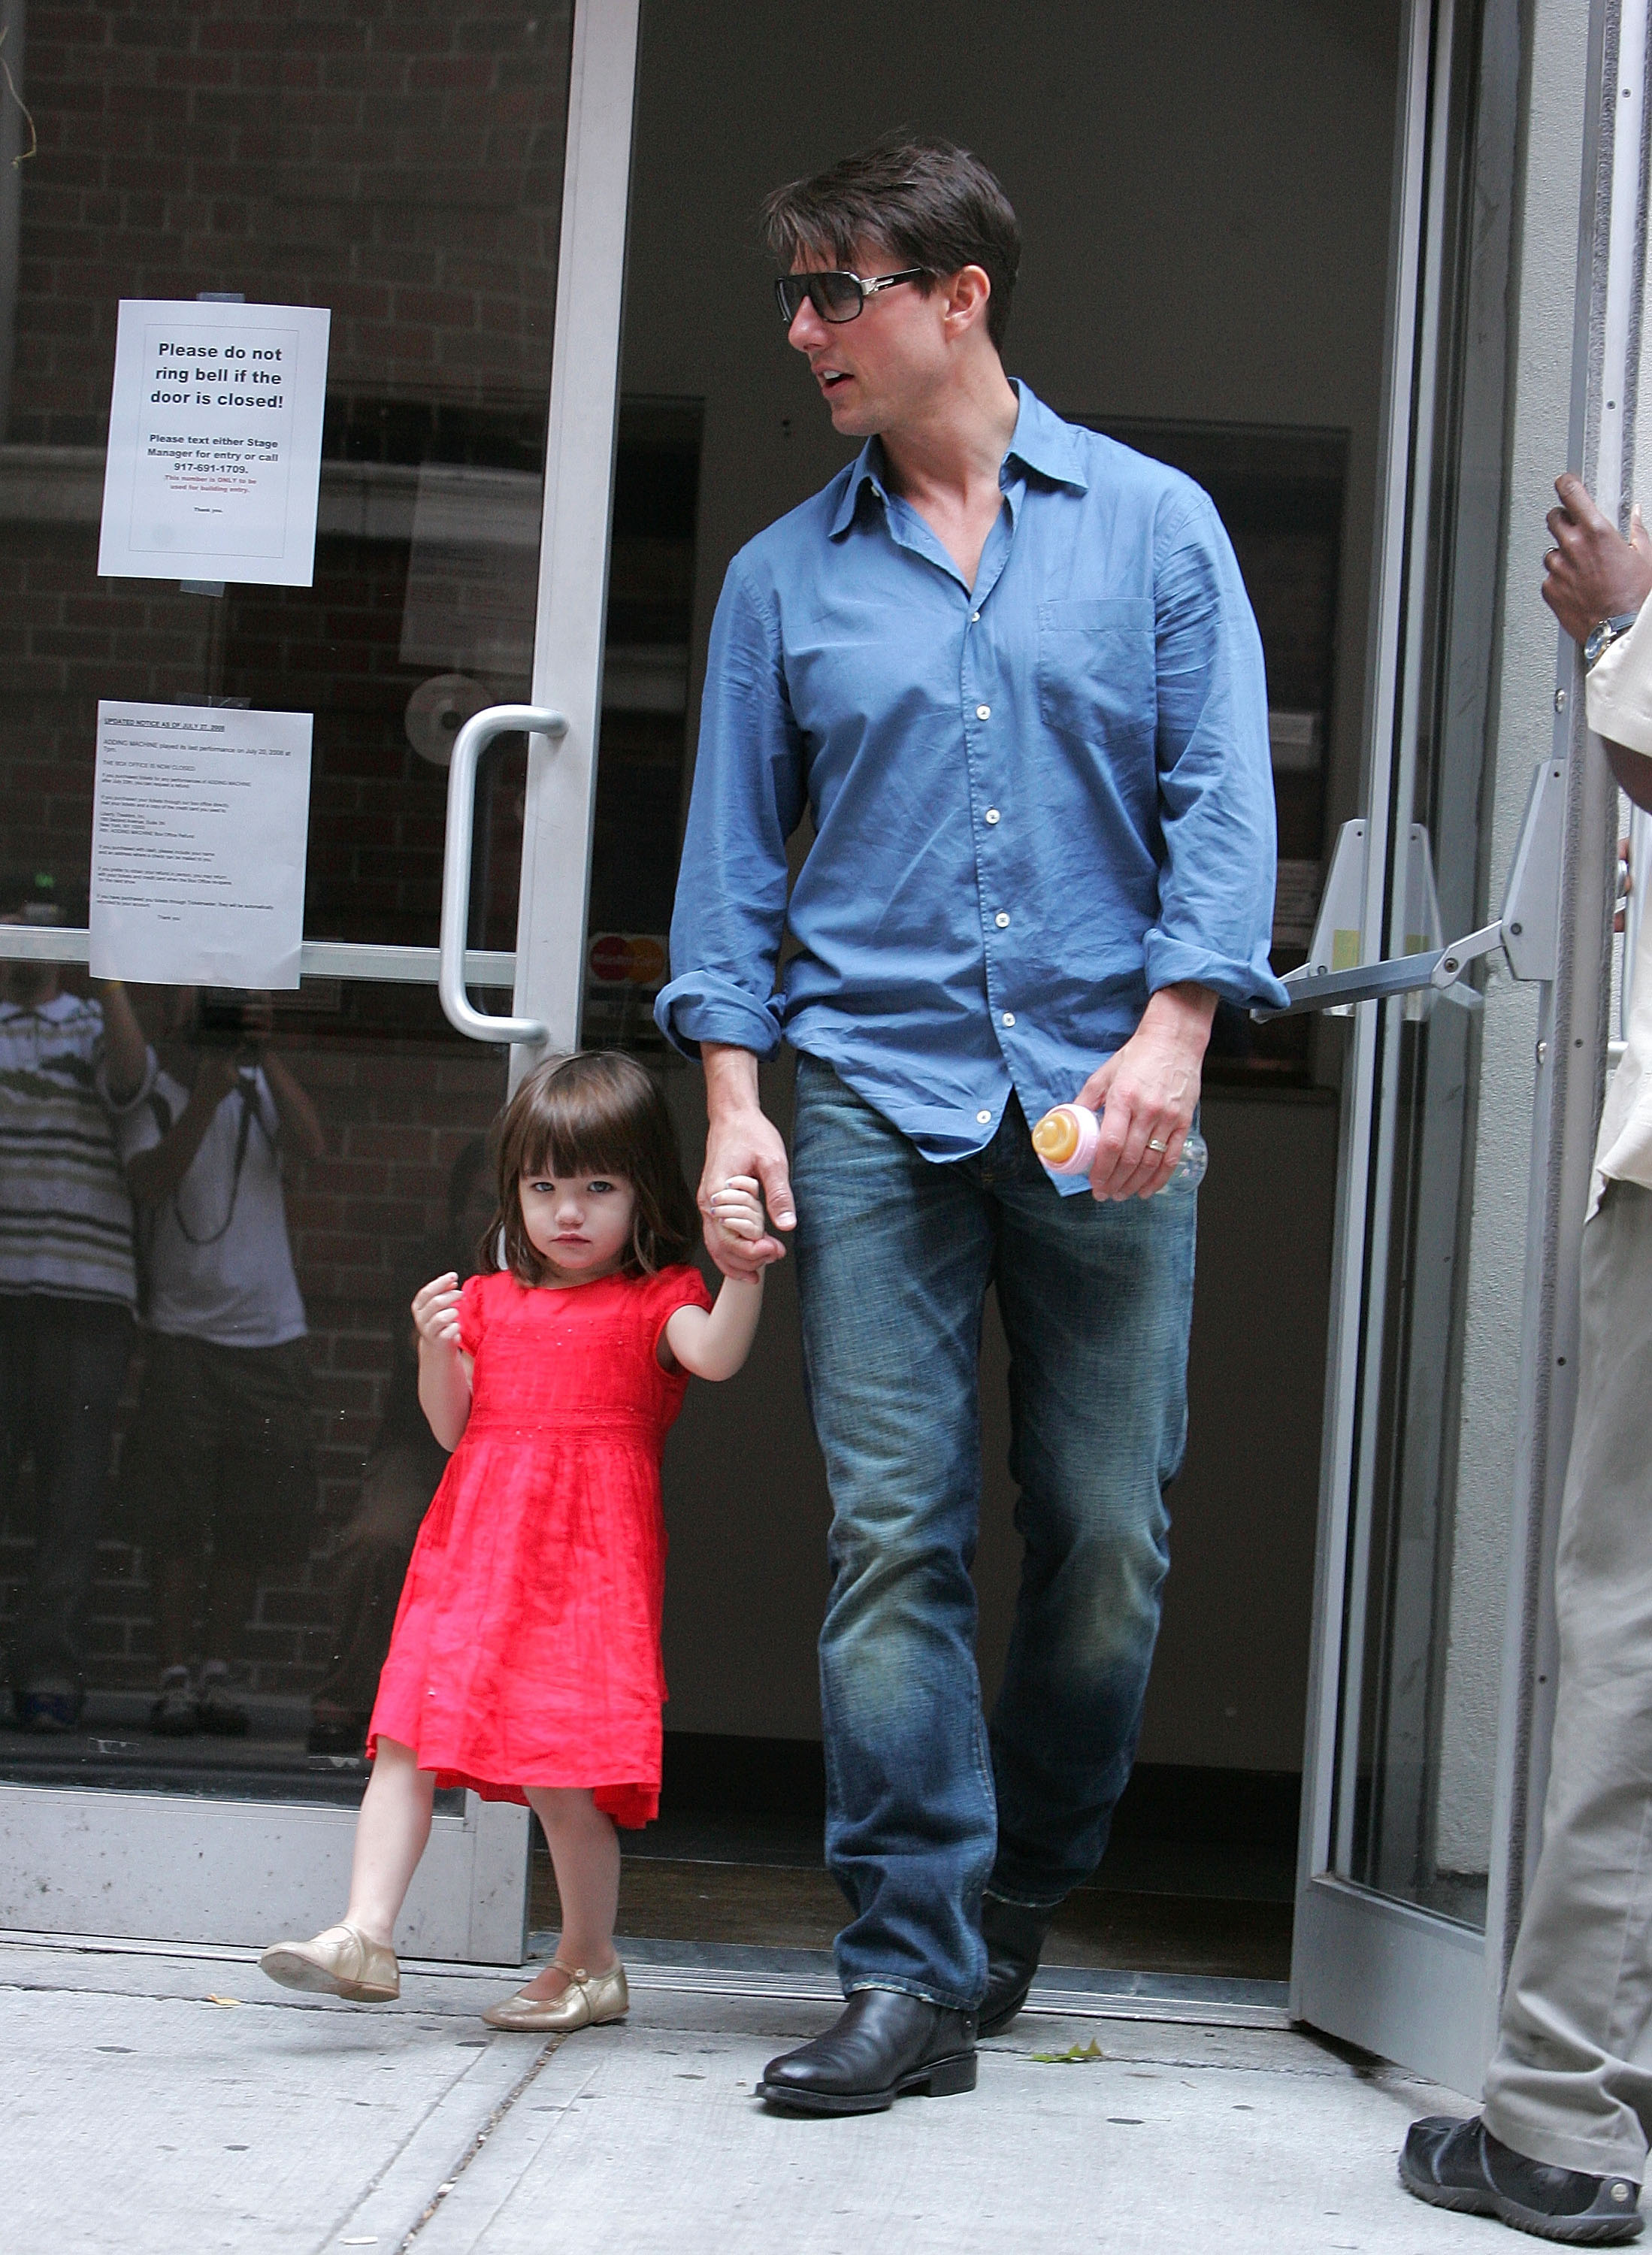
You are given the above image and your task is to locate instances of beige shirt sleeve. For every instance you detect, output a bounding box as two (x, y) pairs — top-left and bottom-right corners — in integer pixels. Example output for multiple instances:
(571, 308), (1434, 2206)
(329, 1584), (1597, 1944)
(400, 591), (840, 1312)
(1583, 602), (1652, 1210)
(1585, 599), (1652, 753)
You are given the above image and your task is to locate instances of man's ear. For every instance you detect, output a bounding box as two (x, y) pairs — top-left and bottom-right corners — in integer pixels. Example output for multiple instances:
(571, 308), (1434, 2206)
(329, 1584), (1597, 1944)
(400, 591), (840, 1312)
(942, 264), (994, 336)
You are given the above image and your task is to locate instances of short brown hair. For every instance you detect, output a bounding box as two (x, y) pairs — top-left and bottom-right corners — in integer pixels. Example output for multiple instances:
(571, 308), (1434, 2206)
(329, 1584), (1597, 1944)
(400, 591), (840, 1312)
(762, 132), (1021, 353)
(487, 1052), (698, 1286)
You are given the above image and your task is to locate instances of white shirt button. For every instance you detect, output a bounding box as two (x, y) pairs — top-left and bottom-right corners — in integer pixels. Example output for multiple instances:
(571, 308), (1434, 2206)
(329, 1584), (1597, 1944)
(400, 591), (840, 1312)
(1002, 1012), (1015, 1027)
(985, 808), (1000, 825)
(976, 1109), (992, 1124)
(970, 610), (981, 622)
(995, 911), (1010, 928)
(976, 704), (991, 720)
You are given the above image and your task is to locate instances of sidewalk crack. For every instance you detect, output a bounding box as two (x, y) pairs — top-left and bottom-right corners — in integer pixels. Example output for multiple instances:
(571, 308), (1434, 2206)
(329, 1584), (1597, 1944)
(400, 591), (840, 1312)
(392, 2039), (581, 2251)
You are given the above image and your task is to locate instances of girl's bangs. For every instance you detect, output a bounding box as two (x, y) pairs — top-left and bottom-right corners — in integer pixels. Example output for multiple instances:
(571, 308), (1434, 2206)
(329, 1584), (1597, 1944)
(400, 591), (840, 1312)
(508, 1075), (643, 1185)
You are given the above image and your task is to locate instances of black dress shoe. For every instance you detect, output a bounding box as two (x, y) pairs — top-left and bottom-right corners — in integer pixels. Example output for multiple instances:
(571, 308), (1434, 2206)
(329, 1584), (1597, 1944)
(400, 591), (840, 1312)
(978, 1894), (1054, 2037)
(1401, 2114), (1643, 2244)
(758, 1989), (977, 2116)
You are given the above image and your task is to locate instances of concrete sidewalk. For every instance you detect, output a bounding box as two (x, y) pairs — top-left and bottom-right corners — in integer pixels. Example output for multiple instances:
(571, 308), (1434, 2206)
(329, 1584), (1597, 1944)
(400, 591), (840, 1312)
(2, 1934), (1590, 2254)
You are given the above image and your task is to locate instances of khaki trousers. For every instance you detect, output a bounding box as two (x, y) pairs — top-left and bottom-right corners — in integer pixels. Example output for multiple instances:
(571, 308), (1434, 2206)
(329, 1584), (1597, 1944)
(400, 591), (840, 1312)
(1484, 1180), (1652, 2177)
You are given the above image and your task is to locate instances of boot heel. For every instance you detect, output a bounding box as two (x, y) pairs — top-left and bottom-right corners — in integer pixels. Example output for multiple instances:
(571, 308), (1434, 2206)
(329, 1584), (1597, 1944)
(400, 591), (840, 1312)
(923, 2051), (978, 2097)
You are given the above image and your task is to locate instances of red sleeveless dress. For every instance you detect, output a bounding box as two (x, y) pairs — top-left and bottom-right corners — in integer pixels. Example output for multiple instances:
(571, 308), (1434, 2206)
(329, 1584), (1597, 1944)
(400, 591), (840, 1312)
(368, 1262), (713, 1826)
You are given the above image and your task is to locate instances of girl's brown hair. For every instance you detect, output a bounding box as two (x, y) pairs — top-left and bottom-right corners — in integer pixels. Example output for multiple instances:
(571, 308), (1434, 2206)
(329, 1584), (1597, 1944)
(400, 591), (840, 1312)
(486, 1051), (699, 1286)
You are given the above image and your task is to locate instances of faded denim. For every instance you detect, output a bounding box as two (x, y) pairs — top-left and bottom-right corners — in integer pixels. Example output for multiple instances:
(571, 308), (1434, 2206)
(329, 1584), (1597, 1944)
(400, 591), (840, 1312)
(791, 1056), (1197, 2010)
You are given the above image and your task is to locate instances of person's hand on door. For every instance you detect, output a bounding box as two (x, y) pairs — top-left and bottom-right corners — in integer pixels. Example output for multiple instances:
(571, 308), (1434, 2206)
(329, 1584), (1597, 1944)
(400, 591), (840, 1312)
(1542, 473), (1652, 643)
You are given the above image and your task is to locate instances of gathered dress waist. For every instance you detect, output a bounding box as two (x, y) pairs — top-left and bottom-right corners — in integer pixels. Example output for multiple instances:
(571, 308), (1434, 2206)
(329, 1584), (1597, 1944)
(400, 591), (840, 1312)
(462, 1407), (661, 1442)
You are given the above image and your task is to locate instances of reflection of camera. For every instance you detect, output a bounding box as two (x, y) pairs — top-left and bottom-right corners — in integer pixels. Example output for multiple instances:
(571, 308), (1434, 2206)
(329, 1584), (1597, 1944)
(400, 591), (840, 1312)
(191, 991), (256, 1048)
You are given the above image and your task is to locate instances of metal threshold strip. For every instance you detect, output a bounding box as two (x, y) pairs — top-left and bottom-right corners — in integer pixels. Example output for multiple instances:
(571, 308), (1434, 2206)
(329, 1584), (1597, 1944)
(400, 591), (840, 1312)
(0, 1927), (1291, 2030)
(613, 1938), (1291, 2031)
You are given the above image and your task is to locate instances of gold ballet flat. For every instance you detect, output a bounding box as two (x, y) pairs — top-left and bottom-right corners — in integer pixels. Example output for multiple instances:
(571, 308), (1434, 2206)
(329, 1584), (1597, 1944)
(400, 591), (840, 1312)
(482, 1958), (629, 2032)
(259, 1921), (400, 2002)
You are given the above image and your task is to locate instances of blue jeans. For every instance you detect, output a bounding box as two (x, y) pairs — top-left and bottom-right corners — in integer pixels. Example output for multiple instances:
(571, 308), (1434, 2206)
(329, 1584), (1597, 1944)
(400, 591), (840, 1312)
(791, 1055), (1196, 2010)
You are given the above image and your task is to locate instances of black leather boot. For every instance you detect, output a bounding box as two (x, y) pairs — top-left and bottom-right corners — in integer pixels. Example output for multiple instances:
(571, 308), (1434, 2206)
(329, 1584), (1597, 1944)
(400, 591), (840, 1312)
(757, 1988), (978, 2115)
(1401, 2115), (1643, 2244)
(978, 1893), (1054, 2036)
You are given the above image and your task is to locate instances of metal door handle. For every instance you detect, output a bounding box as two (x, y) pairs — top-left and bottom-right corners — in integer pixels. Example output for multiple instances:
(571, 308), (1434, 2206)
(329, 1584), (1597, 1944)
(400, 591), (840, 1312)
(439, 704), (567, 1043)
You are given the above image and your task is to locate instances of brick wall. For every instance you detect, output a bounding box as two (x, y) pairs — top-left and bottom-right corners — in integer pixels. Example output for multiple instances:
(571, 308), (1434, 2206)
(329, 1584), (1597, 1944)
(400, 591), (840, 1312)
(3, 0), (568, 935)
(11, 0), (570, 447)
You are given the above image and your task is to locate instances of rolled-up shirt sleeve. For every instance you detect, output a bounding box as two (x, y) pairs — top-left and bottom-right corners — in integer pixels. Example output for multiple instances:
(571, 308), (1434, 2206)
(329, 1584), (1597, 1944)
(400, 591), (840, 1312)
(655, 559), (807, 1060)
(1142, 494), (1288, 1012)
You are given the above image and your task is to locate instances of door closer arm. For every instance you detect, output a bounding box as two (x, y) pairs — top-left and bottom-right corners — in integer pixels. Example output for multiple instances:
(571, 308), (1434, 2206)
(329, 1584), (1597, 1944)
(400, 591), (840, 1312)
(1252, 760), (1565, 1022)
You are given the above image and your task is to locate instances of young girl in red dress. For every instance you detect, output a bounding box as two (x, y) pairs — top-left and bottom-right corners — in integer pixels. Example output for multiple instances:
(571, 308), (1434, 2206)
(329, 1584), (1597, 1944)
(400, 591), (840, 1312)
(260, 1052), (769, 2030)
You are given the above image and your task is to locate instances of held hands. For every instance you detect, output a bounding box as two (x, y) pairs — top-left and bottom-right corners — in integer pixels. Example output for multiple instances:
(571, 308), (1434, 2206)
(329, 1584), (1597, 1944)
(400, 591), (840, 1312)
(698, 1046), (796, 1279)
(1542, 473), (1652, 645)
(1076, 982), (1217, 1200)
(413, 1272), (464, 1353)
(705, 1176), (770, 1249)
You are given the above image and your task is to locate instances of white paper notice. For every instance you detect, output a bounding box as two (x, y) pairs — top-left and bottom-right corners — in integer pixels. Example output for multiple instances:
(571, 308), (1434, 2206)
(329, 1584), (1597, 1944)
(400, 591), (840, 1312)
(97, 300), (331, 586)
(89, 703), (313, 990)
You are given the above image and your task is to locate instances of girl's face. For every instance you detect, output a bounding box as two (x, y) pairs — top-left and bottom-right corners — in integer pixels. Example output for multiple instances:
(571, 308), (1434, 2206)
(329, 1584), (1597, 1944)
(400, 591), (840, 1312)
(519, 1165), (637, 1283)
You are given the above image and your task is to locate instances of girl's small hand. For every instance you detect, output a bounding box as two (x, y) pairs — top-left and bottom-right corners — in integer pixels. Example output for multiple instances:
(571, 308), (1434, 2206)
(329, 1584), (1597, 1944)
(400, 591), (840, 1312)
(413, 1272), (464, 1351)
(705, 1175), (772, 1254)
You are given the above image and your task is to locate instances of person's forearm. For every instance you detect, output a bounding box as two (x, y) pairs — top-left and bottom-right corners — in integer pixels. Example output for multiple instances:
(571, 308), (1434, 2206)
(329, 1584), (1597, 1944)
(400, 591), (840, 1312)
(126, 1079), (224, 1206)
(263, 1052), (325, 1158)
(1605, 737), (1652, 814)
(668, 1272), (764, 1381)
(1140, 980), (1218, 1052)
(703, 1042), (764, 1121)
(417, 1341), (472, 1451)
(95, 982), (148, 1103)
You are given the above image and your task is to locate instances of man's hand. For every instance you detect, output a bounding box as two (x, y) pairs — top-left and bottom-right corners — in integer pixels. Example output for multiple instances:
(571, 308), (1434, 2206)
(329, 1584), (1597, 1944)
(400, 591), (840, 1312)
(1542, 473), (1652, 644)
(699, 1043), (795, 1277)
(1075, 982), (1217, 1201)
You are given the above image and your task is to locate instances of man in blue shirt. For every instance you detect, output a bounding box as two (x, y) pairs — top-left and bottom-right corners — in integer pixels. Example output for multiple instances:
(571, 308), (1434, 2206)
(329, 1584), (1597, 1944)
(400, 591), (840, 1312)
(657, 135), (1284, 2114)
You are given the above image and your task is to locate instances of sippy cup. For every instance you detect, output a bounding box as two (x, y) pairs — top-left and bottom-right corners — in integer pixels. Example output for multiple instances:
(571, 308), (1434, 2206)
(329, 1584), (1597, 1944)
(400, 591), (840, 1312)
(1031, 1104), (1208, 1191)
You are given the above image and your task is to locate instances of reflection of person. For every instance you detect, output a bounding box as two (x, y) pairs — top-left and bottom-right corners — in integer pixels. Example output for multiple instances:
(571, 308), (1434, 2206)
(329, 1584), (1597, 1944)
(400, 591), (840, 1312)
(259, 1052), (769, 2031)
(1404, 474), (1652, 2244)
(116, 991), (325, 1737)
(0, 886), (149, 1731)
(658, 138), (1283, 2114)
(306, 1137), (493, 1756)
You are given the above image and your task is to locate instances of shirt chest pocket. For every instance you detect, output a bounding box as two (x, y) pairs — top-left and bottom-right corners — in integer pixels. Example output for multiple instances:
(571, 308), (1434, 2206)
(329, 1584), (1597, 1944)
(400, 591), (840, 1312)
(1036, 597), (1156, 758)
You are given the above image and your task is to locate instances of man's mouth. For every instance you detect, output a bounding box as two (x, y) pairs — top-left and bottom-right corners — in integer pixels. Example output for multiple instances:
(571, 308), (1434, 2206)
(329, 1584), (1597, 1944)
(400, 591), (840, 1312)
(816, 368), (852, 392)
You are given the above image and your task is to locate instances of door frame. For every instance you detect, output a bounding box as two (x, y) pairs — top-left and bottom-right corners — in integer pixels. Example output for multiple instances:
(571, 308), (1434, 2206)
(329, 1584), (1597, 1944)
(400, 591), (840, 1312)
(0, 0), (642, 1965)
(1290, 0), (1638, 2091)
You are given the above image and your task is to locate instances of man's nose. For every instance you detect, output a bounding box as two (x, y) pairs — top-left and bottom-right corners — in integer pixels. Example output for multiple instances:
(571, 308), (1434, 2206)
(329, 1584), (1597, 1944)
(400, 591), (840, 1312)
(787, 298), (827, 353)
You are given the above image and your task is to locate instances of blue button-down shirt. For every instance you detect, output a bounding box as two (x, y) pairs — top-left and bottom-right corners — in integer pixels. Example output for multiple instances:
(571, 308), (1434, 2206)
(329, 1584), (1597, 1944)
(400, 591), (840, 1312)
(656, 383), (1287, 1178)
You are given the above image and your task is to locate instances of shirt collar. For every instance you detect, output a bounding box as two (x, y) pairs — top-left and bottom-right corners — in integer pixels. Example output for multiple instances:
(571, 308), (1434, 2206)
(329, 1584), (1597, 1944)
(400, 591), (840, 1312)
(827, 380), (1088, 540)
(0, 991), (80, 1023)
(1001, 381), (1089, 492)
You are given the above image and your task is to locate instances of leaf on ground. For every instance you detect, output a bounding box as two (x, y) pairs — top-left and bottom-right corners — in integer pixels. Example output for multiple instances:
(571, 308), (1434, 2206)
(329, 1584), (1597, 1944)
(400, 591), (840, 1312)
(205, 1994), (243, 2008)
(1030, 2037), (1106, 2064)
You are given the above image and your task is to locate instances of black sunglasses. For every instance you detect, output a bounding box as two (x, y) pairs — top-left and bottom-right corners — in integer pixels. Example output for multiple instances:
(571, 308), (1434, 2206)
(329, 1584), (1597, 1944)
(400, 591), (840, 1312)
(773, 268), (927, 325)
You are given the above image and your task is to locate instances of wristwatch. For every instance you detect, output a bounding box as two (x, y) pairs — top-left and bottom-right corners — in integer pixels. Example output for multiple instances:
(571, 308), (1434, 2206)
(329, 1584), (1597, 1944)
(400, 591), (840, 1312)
(1584, 609), (1642, 670)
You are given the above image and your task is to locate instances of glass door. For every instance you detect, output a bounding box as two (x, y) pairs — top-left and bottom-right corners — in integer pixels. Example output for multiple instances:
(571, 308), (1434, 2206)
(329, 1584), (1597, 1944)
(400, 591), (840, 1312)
(0, 0), (640, 1958)
(1291, 0), (1636, 2090)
